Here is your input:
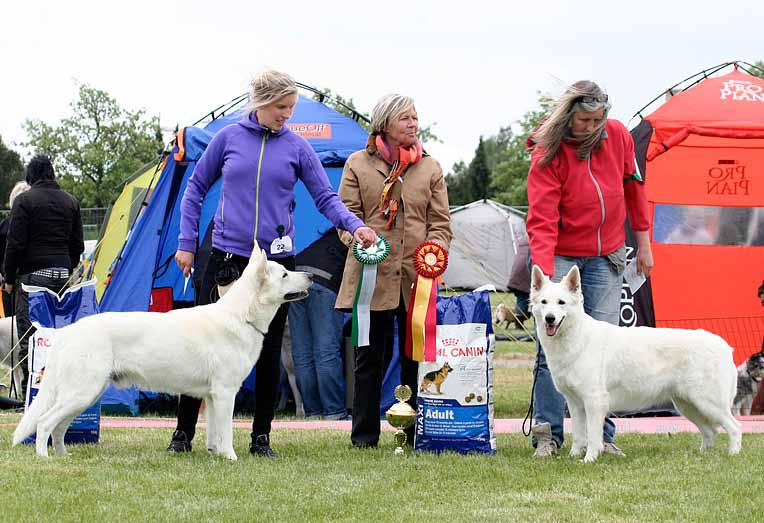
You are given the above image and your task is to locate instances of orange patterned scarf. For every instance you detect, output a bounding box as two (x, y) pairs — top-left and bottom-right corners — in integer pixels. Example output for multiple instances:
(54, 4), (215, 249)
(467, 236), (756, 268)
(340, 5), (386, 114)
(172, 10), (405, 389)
(376, 134), (423, 229)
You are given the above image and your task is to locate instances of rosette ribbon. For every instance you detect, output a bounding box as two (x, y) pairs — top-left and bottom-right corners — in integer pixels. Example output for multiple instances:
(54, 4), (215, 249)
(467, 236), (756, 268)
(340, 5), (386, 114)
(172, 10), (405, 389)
(406, 241), (448, 362)
(351, 235), (389, 347)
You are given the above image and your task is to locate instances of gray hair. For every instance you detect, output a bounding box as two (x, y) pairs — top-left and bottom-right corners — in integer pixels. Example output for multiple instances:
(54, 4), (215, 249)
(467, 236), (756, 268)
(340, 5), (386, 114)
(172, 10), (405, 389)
(8, 180), (29, 208)
(244, 69), (299, 114)
(370, 94), (415, 135)
(531, 80), (612, 165)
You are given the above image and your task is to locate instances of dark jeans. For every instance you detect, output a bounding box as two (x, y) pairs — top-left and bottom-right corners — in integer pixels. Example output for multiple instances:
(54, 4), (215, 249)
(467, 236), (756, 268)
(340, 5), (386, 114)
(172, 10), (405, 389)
(351, 297), (418, 447)
(174, 250), (294, 442)
(15, 272), (70, 398)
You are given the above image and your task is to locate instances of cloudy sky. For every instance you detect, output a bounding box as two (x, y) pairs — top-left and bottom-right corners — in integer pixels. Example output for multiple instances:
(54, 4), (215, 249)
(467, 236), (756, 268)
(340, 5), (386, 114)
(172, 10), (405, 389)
(1, 0), (761, 174)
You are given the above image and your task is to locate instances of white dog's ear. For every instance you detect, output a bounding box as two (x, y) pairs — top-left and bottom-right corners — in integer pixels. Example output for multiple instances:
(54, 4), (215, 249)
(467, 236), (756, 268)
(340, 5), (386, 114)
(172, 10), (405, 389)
(255, 248), (268, 280)
(563, 265), (581, 294)
(531, 265), (547, 292)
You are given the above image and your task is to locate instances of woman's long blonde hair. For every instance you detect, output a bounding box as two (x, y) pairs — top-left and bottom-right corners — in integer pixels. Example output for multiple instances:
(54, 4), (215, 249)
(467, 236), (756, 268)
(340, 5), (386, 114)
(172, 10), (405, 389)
(531, 80), (611, 166)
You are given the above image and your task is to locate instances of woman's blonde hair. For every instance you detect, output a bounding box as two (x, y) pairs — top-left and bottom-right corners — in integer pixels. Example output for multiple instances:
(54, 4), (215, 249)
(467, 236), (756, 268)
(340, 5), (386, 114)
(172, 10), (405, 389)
(244, 69), (298, 114)
(370, 94), (415, 135)
(531, 80), (611, 165)
(8, 181), (29, 208)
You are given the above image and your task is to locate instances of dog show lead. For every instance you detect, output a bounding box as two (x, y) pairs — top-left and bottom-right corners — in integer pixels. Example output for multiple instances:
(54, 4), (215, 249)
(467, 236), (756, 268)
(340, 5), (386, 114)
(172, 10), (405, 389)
(168, 69), (376, 459)
(525, 80), (654, 458)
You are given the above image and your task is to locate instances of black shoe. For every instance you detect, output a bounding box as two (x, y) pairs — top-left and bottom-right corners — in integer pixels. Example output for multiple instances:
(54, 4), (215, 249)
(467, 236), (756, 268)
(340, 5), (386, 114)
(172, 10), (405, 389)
(250, 434), (279, 459)
(167, 430), (192, 453)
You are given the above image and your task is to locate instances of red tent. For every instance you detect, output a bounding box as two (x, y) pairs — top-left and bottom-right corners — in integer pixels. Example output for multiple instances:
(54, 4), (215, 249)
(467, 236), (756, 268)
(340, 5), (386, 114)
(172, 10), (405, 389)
(630, 62), (764, 365)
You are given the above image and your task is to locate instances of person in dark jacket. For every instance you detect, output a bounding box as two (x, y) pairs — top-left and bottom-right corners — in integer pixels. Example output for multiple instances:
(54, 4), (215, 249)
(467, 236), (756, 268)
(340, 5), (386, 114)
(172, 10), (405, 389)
(0, 181), (30, 316)
(288, 229), (350, 420)
(2, 155), (84, 398)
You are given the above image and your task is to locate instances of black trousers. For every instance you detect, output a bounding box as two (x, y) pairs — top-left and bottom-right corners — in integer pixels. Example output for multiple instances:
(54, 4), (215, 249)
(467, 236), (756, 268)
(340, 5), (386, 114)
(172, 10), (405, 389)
(174, 249), (294, 441)
(351, 297), (419, 447)
(15, 272), (70, 399)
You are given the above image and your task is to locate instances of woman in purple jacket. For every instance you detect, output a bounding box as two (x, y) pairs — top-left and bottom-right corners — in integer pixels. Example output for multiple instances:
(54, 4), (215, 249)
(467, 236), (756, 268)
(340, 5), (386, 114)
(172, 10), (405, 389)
(167, 70), (376, 458)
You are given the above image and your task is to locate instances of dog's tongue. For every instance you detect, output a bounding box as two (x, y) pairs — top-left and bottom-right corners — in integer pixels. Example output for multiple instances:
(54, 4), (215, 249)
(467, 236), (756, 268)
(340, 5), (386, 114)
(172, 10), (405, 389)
(545, 323), (558, 337)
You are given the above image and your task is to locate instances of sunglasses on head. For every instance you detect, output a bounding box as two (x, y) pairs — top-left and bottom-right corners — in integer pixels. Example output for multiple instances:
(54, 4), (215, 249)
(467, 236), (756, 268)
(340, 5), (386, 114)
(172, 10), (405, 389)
(577, 94), (608, 104)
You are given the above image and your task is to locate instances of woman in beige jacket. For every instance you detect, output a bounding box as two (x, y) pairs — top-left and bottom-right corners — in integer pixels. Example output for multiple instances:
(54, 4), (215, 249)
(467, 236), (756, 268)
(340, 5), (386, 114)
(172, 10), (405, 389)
(336, 93), (452, 448)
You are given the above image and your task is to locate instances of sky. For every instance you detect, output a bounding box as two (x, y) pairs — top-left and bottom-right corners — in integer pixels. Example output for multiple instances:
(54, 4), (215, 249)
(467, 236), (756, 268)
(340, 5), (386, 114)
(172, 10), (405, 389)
(1, 0), (761, 176)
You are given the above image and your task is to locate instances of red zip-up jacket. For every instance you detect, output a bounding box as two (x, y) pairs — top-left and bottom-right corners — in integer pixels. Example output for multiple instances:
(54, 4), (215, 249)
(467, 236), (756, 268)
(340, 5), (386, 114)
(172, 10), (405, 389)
(526, 119), (649, 277)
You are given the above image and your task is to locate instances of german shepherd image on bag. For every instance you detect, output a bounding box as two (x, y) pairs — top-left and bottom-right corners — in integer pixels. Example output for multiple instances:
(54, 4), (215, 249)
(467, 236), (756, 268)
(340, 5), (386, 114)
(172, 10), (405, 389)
(419, 362), (454, 394)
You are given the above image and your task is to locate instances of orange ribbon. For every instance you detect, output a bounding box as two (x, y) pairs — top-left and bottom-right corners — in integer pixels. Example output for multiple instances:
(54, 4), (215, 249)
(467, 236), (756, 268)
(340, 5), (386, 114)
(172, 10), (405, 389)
(406, 242), (448, 362)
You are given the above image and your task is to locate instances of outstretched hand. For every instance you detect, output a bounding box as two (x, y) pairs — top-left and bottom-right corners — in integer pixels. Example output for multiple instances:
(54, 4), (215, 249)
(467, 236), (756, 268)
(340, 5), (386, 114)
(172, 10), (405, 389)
(353, 226), (377, 249)
(175, 250), (195, 277)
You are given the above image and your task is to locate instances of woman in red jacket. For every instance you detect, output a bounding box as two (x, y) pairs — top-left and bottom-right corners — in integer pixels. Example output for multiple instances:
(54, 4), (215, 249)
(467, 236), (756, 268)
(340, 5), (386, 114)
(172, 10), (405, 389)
(526, 80), (654, 457)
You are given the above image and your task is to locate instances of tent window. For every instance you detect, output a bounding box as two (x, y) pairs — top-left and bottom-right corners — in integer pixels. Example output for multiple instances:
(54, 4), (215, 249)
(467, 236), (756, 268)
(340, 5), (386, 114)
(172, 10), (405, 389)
(653, 204), (764, 246)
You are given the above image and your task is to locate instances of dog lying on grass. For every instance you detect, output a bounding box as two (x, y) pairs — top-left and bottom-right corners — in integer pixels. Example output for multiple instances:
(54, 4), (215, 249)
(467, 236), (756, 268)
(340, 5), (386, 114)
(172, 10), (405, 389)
(13, 248), (311, 460)
(530, 264), (742, 463)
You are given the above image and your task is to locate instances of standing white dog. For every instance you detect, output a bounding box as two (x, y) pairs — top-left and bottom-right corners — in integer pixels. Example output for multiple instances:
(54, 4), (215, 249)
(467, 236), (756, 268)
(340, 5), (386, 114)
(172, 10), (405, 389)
(13, 248), (311, 460)
(530, 264), (741, 463)
(0, 316), (23, 395)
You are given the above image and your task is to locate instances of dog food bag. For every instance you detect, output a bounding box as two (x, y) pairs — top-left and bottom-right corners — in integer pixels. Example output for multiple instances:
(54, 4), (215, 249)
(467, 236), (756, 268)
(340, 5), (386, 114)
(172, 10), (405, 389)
(23, 280), (101, 445)
(415, 290), (496, 454)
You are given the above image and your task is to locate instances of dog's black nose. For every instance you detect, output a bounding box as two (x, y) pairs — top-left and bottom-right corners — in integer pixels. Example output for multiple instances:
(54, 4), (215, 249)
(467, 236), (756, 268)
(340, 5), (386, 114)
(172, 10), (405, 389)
(544, 314), (556, 325)
(306, 273), (313, 281)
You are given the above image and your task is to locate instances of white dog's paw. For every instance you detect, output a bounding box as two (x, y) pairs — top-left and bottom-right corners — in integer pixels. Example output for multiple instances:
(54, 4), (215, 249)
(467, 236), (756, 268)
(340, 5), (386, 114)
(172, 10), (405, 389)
(583, 447), (601, 463)
(569, 445), (585, 458)
(221, 450), (238, 461)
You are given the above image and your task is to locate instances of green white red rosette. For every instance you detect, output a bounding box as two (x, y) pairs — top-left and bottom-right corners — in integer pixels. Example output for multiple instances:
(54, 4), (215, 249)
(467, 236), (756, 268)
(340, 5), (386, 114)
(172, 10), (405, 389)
(351, 235), (389, 347)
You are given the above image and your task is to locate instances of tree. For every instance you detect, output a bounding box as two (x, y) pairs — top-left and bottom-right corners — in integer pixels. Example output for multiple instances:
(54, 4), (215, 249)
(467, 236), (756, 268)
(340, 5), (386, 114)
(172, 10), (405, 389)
(750, 60), (764, 78)
(490, 97), (554, 206)
(468, 137), (491, 200)
(313, 88), (441, 144)
(444, 160), (471, 206)
(0, 136), (24, 209)
(23, 83), (163, 207)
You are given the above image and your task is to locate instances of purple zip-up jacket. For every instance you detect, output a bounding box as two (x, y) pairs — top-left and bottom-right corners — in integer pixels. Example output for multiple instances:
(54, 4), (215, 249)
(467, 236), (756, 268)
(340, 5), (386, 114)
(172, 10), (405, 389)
(178, 113), (364, 258)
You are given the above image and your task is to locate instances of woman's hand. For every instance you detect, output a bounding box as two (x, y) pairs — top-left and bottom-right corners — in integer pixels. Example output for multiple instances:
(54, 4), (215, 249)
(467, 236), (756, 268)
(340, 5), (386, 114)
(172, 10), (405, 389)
(634, 231), (654, 278)
(353, 226), (377, 248)
(175, 250), (195, 277)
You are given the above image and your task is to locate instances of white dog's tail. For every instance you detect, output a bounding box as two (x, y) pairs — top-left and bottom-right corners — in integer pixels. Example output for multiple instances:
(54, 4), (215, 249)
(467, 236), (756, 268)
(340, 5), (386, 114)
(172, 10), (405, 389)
(12, 377), (56, 447)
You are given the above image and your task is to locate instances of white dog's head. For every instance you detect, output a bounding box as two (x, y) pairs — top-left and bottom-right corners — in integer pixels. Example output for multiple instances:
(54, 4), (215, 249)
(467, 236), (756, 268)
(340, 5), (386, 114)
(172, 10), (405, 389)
(223, 248), (312, 331)
(530, 264), (583, 338)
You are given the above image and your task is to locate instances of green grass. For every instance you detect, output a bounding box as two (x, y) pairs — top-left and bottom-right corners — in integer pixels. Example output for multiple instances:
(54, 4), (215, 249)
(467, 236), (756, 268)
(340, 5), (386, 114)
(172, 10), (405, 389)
(1, 420), (762, 523)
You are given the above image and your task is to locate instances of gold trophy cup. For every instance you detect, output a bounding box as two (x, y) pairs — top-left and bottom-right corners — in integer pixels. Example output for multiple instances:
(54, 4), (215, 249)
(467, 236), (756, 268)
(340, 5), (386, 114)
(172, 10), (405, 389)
(385, 385), (416, 455)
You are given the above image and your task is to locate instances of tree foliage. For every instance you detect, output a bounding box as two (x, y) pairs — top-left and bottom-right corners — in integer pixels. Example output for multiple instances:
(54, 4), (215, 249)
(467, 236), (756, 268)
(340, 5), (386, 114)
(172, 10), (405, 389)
(23, 83), (163, 207)
(750, 60), (764, 78)
(0, 136), (24, 209)
(445, 95), (553, 206)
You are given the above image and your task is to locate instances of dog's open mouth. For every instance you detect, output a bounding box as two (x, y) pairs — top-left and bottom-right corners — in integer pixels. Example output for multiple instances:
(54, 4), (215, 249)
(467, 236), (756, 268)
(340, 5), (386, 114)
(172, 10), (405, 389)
(284, 290), (310, 302)
(544, 318), (564, 337)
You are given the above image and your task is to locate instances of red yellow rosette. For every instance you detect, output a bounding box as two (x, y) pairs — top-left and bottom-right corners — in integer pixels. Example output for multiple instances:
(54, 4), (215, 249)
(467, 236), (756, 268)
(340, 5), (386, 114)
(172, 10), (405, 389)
(406, 241), (448, 362)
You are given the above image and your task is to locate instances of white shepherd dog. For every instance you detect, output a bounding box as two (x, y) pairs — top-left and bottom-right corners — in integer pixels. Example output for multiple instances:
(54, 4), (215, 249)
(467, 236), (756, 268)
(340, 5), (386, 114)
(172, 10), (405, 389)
(530, 264), (741, 463)
(13, 248), (312, 460)
(0, 316), (22, 394)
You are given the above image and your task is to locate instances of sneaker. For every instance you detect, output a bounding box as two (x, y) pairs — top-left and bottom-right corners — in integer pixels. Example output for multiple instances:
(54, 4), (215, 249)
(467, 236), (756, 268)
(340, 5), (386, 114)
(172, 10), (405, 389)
(250, 434), (279, 460)
(166, 430), (192, 453)
(531, 422), (559, 457)
(603, 441), (626, 457)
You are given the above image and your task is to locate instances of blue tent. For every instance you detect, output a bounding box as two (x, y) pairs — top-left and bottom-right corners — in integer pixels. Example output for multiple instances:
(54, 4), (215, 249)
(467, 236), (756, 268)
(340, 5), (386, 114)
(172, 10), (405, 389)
(97, 93), (401, 415)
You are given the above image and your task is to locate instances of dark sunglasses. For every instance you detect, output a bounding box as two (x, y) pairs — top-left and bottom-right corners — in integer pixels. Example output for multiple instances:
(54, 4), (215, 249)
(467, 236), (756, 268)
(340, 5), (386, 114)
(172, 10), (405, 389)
(577, 94), (608, 104)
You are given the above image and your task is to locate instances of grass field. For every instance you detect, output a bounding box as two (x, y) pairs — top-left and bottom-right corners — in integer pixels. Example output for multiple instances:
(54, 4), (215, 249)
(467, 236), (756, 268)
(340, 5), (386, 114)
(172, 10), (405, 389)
(4, 293), (762, 521)
(1, 420), (762, 523)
